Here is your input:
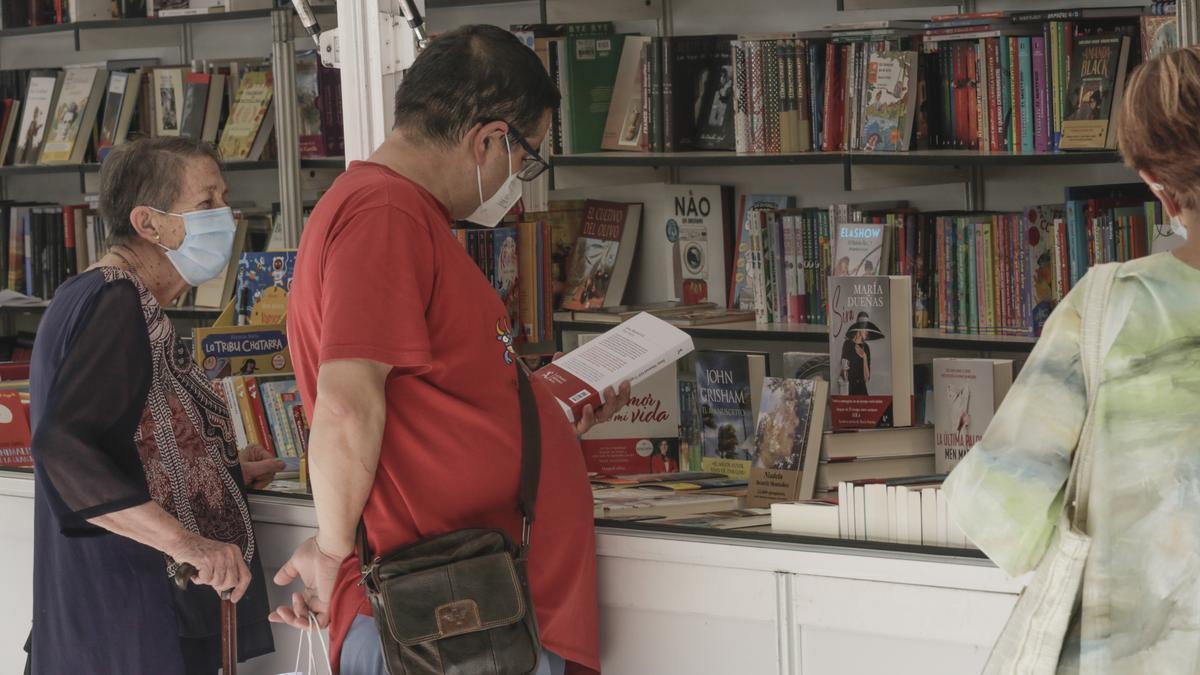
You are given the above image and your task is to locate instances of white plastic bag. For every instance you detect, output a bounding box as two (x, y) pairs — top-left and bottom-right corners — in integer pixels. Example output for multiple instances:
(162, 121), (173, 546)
(276, 613), (332, 675)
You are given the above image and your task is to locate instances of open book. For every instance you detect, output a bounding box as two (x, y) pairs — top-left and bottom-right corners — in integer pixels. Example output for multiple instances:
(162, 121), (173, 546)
(534, 312), (694, 423)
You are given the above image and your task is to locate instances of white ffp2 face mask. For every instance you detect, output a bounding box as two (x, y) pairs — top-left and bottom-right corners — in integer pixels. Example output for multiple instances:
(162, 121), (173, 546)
(1171, 214), (1189, 241)
(466, 136), (522, 228)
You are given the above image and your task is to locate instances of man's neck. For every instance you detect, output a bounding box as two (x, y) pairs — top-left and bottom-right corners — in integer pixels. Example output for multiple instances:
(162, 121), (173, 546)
(367, 131), (463, 218)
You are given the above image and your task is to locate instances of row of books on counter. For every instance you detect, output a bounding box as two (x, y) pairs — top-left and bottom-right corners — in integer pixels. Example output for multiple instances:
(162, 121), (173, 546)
(517, 6), (1177, 157)
(0, 49), (343, 168)
(0, 0), (325, 27)
(538, 179), (1176, 338)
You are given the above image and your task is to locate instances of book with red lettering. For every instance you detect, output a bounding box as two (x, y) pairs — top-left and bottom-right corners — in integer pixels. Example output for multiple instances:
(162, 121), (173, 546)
(560, 200), (642, 310)
(828, 275), (913, 430)
(933, 358), (1013, 473)
(534, 312), (694, 423)
(0, 390), (31, 467)
(579, 362), (680, 475)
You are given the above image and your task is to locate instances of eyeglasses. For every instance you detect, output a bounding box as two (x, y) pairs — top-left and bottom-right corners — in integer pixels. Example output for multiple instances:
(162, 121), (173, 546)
(493, 121), (550, 182)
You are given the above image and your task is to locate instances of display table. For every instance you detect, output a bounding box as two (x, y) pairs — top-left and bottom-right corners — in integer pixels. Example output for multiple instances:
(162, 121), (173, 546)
(0, 470), (1021, 674)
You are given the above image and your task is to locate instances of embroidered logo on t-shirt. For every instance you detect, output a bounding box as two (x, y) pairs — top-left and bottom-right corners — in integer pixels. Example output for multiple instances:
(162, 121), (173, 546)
(496, 318), (516, 365)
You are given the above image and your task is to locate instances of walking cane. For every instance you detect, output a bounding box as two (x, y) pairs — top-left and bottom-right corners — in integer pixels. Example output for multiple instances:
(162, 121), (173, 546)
(174, 562), (237, 675)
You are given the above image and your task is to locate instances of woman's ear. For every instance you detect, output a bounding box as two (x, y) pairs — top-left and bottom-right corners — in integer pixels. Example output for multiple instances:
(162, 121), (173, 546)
(128, 206), (162, 244)
(1141, 169), (1182, 219)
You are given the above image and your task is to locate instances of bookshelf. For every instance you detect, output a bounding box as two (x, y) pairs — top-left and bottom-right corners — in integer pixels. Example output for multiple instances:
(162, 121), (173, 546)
(0, 5), (339, 41)
(0, 158), (344, 177)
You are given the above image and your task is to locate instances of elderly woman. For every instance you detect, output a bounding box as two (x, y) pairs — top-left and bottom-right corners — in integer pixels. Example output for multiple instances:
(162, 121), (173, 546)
(28, 137), (283, 674)
(945, 47), (1200, 672)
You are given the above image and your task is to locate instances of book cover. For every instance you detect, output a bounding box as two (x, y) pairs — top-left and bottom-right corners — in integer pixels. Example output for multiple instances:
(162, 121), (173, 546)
(315, 59), (344, 156)
(561, 200), (641, 310)
(534, 312), (694, 423)
(14, 72), (59, 165)
(579, 362), (681, 475)
(491, 227), (521, 340)
(0, 390), (31, 468)
(747, 377), (828, 507)
(564, 33), (626, 154)
(833, 222), (887, 277)
(235, 251), (296, 326)
(194, 324), (291, 379)
(695, 350), (766, 479)
(829, 275), (914, 430)
(859, 50), (917, 152)
(1060, 35), (1128, 150)
(38, 66), (102, 164)
(153, 67), (184, 137)
(243, 376), (276, 456)
(666, 35), (736, 151)
(601, 35), (651, 152)
(694, 37), (737, 151)
(218, 70), (273, 162)
(1142, 15), (1179, 62)
(295, 50), (324, 157)
(1023, 204), (1066, 336)
(97, 70), (128, 152)
(179, 71), (210, 140)
(730, 194), (794, 310)
(932, 358), (1013, 473)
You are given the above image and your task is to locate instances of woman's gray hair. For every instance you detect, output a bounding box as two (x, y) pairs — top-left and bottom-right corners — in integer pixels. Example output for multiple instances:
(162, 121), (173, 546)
(98, 137), (222, 246)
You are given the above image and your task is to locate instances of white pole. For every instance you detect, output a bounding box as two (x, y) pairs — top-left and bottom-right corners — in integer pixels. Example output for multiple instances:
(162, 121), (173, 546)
(337, 0), (423, 163)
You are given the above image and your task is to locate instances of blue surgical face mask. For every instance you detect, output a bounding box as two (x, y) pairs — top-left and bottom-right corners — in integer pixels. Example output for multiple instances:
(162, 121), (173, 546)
(150, 206), (237, 286)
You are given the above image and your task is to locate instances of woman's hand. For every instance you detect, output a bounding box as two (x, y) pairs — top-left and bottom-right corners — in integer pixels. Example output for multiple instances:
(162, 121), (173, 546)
(240, 444), (286, 489)
(167, 530), (251, 603)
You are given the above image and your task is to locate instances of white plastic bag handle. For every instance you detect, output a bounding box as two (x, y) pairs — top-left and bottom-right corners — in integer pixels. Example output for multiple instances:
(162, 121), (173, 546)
(277, 613), (332, 675)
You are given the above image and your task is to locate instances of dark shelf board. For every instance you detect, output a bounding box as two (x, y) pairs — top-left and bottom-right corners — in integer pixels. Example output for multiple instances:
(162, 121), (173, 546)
(427, 0), (532, 6)
(552, 149), (1124, 169)
(553, 151), (845, 168)
(0, 302), (220, 319)
(0, 158), (345, 177)
(0, 4), (336, 39)
(556, 318), (1038, 351)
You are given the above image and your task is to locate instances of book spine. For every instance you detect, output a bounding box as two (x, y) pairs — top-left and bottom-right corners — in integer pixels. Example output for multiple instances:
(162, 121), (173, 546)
(751, 214), (768, 324)
(764, 40), (782, 154)
(22, 214), (31, 297)
(1018, 37), (1033, 153)
(261, 384), (292, 458)
(649, 37), (662, 153)
(809, 42), (823, 151)
(232, 377), (260, 447)
(662, 37), (675, 153)
(245, 377), (276, 456)
(62, 205), (75, 280)
(795, 40), (811, 152)
(772, 212), (787, 322)
(974, 40), (985, 151)
(732, 41), (748, 154)
(748, 41), (766, 154)
(222, 379), (248, 450)
(822, 42), (837, 152)
(984, 38), (999, 152)
(640, 41), (651, 152)
(1031, 36), (1048, 153)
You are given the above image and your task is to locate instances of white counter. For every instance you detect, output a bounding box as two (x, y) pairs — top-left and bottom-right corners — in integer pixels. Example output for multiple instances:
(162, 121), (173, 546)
(0, 472), (1021, 674)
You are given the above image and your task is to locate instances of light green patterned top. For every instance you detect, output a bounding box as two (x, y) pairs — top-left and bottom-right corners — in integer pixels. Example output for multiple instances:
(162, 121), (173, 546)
(945, 252), (1200, 673)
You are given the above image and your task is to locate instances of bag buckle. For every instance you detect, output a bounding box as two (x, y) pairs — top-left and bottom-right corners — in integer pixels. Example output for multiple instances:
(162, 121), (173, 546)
(358, 555), (381, 589)
(520, 517), (531, 556)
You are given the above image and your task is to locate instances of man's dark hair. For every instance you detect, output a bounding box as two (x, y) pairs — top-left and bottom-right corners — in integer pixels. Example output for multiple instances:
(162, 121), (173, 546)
(393, 24), (560, 145)
(98, 137), (222, 246)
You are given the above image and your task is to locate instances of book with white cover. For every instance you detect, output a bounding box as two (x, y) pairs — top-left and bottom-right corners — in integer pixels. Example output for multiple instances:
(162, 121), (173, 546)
(770, 500), (839, 538)
(932, 358), (1014, 473)
(534, 312), (694, 423)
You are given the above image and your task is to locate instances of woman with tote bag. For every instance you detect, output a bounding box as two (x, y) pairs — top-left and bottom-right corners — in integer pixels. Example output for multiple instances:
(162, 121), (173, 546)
(944, 47), (1200, 674)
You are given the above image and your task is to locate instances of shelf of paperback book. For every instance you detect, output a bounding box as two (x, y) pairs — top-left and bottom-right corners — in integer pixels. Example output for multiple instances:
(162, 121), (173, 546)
(552, 149), (1124, 169)
(0, 302), (221, 321)
(0, 5), (339, 40)
(554, 318), (1038, 352)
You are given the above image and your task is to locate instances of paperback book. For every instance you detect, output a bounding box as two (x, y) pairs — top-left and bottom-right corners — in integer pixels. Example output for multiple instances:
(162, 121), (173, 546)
(561, 200), (642, 311)
(694, 350), (767, 479)
(746, 377), (828, 507)
(932, 358), (1013, 473)
(828, 275), (913, 430)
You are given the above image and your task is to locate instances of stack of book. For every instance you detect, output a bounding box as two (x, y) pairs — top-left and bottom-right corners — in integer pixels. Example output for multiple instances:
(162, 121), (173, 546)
(450, 223), (555, 344)
(212, 375), (307, 463)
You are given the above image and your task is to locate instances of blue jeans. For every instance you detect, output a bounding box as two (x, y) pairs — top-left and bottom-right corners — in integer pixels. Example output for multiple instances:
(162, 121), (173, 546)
(341, 614), (565, 675)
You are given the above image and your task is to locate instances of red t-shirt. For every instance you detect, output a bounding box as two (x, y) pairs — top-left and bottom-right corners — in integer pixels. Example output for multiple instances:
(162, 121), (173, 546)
(288, 162), (599, 672)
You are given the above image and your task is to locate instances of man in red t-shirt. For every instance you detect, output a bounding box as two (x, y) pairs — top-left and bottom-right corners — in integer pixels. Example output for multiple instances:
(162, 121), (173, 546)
(269, 25), (629, 675)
